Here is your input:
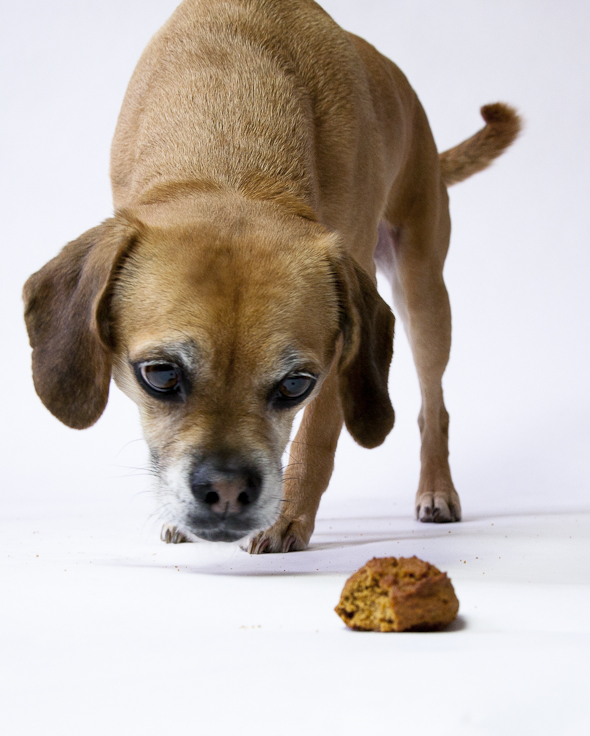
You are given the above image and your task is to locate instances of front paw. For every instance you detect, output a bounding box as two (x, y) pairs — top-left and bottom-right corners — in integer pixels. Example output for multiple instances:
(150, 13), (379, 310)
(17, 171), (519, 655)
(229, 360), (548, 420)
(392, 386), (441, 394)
(415, 483), (462, 523)
(160, 523), (191, 544)
(242, 517), (313, 554)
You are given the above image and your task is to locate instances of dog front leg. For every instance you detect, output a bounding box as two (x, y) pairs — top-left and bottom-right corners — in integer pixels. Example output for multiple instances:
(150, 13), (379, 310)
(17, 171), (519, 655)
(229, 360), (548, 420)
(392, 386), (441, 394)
(246, 365), (344, 554)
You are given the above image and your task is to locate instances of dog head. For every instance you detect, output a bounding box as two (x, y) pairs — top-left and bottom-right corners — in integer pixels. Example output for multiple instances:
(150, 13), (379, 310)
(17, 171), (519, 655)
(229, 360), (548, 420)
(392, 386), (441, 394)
(23, 202), (394, 541)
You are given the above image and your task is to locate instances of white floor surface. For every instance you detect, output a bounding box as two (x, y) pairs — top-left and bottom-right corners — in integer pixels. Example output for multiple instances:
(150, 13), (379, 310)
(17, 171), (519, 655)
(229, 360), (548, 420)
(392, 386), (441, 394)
(2, 490), (589, 736)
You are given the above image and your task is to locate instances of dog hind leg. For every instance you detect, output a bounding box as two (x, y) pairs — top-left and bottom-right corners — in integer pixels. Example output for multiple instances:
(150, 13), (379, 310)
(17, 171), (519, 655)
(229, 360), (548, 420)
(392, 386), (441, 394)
(379, 194), (461, 523)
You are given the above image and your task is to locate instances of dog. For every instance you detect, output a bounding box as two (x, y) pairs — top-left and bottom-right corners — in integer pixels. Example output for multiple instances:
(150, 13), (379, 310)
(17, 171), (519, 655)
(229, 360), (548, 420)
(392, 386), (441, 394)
(23, 0), (520, 553)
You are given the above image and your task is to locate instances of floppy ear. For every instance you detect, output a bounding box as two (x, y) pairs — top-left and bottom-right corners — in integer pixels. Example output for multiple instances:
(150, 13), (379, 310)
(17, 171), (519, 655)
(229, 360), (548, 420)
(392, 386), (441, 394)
(23, 215), (139, 429)
(332, 252), (395, 449)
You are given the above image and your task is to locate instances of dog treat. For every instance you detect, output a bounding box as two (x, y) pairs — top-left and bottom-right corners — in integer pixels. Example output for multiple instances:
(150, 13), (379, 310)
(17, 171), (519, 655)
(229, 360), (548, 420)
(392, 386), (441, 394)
(335, 556), (459, 632)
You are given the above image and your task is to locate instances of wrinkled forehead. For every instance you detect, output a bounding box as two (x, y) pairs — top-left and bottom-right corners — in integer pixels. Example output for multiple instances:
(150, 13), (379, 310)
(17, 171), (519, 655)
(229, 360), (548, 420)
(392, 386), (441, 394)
(112, 224), (341, 371)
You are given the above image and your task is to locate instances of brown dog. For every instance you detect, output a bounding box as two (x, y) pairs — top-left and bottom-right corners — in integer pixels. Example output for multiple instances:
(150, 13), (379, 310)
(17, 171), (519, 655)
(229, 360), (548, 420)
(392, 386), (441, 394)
(23, 0), (520, 552)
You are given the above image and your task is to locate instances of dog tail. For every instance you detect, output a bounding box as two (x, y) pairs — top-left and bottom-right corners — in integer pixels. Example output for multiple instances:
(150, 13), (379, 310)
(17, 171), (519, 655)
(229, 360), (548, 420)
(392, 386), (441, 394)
(439, 103), (522, 187)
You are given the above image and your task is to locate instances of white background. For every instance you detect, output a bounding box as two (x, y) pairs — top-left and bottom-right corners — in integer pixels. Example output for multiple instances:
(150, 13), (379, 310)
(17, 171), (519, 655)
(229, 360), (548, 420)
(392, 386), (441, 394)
(1, 1), (589, 734)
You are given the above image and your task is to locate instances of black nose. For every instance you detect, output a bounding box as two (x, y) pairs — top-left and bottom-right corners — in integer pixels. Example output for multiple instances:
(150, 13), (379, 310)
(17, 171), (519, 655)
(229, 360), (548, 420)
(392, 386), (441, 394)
(190, 459), (262, 516)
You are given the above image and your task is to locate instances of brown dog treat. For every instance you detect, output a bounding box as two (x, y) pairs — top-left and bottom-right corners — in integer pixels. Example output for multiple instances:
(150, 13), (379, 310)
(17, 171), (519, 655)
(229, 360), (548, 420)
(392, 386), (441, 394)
(335, 556), (459, 632)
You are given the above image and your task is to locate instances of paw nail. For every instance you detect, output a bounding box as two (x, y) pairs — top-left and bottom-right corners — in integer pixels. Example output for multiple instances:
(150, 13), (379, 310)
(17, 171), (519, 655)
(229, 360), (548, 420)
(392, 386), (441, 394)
(255, 538), (270, 555)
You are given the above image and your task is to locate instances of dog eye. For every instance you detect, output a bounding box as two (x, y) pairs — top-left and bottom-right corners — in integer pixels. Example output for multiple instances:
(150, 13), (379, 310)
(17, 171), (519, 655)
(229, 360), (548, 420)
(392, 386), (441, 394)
(271, 374), (316, 409)
(140, 363), (181, 392)
(279, 376), (312, 398)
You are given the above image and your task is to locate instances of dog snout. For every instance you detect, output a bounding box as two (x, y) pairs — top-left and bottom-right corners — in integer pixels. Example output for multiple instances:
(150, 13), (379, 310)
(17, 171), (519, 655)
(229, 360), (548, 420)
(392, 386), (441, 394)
(191, 460), (262, 516)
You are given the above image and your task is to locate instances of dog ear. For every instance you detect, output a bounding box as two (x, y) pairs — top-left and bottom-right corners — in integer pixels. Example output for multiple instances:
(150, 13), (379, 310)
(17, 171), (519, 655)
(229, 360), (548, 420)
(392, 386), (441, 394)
(23, 215), (139, 429)
(332, 252), (395, 449)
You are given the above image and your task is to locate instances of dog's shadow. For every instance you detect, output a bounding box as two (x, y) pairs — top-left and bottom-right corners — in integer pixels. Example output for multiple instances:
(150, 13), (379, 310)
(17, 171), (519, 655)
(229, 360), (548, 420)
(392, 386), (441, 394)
(132, 510), (476, 578)
(119, 504), (590, 581)
(127, 505), (588, 579)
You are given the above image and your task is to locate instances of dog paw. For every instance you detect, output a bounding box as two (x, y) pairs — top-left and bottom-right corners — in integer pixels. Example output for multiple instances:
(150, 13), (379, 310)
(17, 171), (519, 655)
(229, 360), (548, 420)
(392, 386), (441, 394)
(415, 486), (462, 523)
(242, 518), (313, 554)
(160, 523), (191, 544)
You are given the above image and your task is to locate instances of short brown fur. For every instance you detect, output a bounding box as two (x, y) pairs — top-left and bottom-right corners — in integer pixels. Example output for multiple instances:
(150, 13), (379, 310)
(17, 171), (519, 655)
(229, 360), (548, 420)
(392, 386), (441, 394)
(23, 0), (520, 550)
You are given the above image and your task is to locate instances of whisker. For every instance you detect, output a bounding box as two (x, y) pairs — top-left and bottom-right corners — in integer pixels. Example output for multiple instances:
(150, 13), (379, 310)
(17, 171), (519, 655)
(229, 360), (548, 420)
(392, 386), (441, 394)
(132, 488), (156, 498)
(110, 473), (155, 479)
(109, 463), (158, 477)
(113, 438), (147, 456)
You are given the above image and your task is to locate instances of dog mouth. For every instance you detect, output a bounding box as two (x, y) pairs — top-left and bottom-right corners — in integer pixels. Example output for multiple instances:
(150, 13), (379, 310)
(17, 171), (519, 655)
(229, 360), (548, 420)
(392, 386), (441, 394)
(183, 512), (264, 543)
(156, 452), (284, 543)
(169, 490), (283, 542)
(182, 487), (284, 541)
